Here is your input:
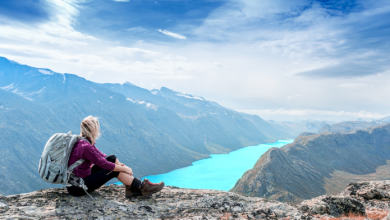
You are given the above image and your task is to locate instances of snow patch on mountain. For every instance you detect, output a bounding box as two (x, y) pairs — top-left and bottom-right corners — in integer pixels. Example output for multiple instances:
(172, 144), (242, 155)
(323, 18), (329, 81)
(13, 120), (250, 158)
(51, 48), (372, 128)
(126, 98), (157, 109)
(174, 91), (204, 101)
(12, 89), (33, 101)
(0, 83), (37, 101)
(0, 83), (14, 90)
(28, 87), (46, 96)
(176, 94), (204, 100)
(38, 69), (54, 75)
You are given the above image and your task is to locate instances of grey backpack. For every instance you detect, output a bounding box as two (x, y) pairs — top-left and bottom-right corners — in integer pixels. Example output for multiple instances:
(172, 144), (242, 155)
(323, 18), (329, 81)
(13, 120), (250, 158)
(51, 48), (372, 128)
(38, 131), (90, 194)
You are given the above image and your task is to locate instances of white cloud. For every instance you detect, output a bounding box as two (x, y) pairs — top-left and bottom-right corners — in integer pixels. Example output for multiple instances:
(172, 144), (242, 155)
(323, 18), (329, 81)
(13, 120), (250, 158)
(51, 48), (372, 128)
(112, 0), (130, 2)
(157, 29), (187, 40)
(336, 83), (370, 89)
(127, 27), (147, 33)
(287, 94), (299, 100)
(231, 0), (310, 19)
(1, 0), (390, 122)
(0, 0), (96, 46)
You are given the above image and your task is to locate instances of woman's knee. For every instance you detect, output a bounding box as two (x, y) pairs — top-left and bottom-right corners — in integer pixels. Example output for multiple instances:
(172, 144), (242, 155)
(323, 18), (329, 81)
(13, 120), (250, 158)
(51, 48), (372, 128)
(105, 155), (117, 163)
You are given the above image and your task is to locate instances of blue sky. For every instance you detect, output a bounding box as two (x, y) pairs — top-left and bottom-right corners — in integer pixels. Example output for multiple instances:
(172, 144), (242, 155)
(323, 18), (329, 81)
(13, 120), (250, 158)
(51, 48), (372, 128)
(0, 0), (389, 121)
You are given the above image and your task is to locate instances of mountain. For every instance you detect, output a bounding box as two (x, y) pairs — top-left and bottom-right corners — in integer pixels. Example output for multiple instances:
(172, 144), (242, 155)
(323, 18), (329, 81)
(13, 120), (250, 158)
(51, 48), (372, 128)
(318, 116), (390, 134)
(268, 119), (330, 138)
(378, 115), (390, 123)
(231, 123), (390, 204)
(0, 56), (295, 195)
(100, 83), (272, 147)
(318, 121), (381, 133)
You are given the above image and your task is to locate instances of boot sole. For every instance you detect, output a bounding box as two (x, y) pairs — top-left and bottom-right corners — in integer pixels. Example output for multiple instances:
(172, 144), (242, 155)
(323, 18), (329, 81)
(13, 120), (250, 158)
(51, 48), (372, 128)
(126, 192), (142, 199)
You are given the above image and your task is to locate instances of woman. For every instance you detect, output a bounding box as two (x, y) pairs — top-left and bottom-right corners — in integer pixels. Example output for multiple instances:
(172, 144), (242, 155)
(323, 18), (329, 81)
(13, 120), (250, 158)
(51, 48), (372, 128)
(67, 115), (164, 198)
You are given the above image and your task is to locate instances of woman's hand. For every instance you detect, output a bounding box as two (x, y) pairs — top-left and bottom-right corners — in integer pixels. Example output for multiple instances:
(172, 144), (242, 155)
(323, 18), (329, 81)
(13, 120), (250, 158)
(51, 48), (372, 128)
(123, 166), (133, 176)
(113, 164), (133, 176)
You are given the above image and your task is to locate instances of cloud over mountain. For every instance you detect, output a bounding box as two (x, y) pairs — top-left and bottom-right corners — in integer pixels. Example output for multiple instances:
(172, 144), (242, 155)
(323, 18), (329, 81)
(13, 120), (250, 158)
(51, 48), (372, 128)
(0, 0), (389, 120)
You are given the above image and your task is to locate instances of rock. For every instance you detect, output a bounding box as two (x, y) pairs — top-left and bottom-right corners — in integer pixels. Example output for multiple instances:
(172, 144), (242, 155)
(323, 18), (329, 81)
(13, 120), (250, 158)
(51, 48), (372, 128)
(299, 180), (390, 219)
(297, 132), (317, 137)
(2, 180), (390, 219)
(321, 196), (365, 217)
(300, 195), (366, 218)
(385, 212), (390, 220)
(1, 185), (306, 219)
(341, 181), (390, 200)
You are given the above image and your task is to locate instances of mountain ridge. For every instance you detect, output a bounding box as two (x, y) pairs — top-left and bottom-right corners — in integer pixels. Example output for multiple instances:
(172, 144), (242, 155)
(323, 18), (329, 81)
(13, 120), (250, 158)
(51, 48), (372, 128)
(231, 123), (390, 204)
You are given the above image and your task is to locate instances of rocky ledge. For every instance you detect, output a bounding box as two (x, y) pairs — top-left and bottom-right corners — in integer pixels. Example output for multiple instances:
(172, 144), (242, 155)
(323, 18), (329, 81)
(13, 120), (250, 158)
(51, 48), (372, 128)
(0, 181), (389, 219)
(299, 180), (390, 219)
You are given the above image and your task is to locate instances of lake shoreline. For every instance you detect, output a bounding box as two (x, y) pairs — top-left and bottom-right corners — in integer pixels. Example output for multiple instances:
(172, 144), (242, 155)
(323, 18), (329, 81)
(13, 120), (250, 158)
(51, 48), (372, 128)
(114, 139), (294, 190)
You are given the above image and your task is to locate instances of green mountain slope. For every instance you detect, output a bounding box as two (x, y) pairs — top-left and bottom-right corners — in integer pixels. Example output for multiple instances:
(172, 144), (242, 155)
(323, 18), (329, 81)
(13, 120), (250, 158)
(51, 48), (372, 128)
(0, 56), (292, 195)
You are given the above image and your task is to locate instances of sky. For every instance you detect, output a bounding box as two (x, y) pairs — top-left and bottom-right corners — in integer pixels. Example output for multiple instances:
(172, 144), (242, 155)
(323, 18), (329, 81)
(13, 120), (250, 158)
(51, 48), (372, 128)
(0, 0), (389, 121)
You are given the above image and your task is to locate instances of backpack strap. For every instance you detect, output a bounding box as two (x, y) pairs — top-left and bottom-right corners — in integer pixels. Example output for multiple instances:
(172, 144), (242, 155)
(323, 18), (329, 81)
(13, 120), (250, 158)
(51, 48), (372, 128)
(68, 159), (85, 173)
(79, 136), (91, 144)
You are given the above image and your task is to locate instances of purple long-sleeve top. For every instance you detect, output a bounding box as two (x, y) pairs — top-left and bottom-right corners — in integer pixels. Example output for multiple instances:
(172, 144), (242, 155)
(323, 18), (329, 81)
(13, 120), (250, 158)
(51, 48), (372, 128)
(68, 139), (115, 178)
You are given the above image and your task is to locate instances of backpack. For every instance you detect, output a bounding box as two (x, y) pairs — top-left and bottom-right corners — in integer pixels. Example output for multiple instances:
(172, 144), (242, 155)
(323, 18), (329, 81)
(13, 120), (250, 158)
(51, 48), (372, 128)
(38, 131), (89, 192)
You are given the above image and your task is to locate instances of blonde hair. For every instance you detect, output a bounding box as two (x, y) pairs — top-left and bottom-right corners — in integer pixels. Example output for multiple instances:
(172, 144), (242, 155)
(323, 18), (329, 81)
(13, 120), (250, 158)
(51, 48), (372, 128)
(80, 115), (101, 144)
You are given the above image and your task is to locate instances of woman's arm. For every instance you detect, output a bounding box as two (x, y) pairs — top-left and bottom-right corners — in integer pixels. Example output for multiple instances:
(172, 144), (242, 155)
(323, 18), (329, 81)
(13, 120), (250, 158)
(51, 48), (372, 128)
(113, 164), (133, 176)
(80, 142), (116, 171)
(93, 145), (107, 158)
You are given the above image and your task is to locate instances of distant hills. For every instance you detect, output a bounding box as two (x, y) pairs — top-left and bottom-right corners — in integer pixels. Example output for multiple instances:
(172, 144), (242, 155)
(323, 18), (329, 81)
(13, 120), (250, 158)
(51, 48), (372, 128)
(231, 123), (390, 204)
(317, 117), (390, 134)
(0, 56), (305, 195)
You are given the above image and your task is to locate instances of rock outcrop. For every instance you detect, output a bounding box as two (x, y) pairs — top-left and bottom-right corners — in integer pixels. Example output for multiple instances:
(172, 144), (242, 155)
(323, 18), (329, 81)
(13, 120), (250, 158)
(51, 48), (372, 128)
(1, 181), (389, 219)
(231, 124), (390, 204)
(0, 185), (307, 219)
(298, 180), (390, 219)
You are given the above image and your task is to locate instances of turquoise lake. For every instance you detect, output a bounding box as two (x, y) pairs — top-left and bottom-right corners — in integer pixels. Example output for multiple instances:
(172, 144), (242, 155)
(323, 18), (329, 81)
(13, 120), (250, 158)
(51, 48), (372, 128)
(115, 139), (294, 191)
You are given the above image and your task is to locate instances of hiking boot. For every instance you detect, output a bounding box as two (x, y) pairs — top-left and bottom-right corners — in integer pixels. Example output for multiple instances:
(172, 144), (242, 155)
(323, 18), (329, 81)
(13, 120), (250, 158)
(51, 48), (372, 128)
(125, 185), (142, 198)
(139, 179), (164, 197)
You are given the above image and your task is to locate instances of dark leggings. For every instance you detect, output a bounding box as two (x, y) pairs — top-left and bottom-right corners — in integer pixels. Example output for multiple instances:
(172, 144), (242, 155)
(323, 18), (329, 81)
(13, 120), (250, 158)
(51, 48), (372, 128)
(67, 155), (120, 197)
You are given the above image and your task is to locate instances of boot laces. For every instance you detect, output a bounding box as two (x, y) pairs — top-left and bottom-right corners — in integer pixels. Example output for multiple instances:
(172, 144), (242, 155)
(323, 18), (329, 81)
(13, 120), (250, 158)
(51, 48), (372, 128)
(144, 179), (158, 186)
